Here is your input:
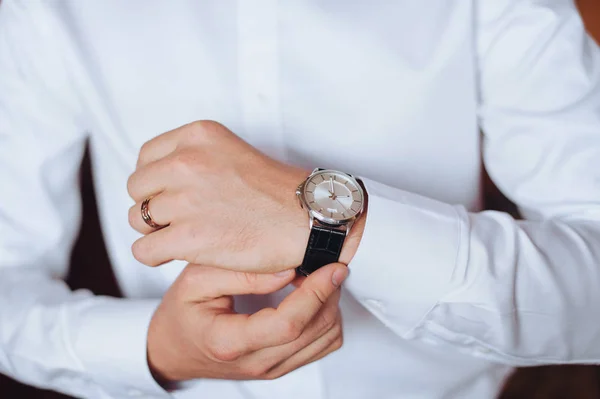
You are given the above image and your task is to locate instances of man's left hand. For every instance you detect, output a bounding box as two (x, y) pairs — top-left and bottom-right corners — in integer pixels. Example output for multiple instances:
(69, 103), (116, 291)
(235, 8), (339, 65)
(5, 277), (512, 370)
(127, 121), (364, 273)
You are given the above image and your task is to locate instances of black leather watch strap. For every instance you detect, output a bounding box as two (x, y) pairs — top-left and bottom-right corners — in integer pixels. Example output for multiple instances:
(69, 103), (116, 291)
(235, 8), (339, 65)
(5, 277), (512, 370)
(296, 225), (346, 276)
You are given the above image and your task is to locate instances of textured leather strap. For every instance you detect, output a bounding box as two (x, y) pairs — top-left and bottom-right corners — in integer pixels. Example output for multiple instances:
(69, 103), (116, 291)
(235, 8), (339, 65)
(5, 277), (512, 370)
(296, 226), (346, 276)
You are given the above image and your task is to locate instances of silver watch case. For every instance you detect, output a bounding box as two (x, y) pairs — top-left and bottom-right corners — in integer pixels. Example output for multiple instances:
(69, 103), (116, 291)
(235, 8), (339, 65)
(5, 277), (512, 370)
(295, 168), (364, 235)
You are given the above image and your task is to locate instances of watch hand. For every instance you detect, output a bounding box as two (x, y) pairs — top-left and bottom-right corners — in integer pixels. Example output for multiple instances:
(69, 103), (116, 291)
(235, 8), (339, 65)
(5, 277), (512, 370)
(329, 177), (335, 195)
(335, 198), (348, 212)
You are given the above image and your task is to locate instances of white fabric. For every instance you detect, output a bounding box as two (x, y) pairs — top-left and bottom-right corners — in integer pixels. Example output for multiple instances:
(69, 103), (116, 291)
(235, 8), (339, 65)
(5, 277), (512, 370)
(1, 1), (599, 398)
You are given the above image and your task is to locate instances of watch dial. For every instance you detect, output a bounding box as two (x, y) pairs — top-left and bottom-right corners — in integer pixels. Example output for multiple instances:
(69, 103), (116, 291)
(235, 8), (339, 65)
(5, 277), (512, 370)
(303, 171), (364, 222)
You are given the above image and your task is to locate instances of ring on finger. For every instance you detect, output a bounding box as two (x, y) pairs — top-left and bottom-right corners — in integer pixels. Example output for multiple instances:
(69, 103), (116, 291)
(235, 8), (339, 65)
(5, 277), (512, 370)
(141, 196), (168, 230)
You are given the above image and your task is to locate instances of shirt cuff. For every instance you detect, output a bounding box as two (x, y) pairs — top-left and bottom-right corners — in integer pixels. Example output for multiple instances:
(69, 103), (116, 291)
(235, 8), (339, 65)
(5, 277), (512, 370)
(69, 297), (172, 398)
(345, 177), (464, 338)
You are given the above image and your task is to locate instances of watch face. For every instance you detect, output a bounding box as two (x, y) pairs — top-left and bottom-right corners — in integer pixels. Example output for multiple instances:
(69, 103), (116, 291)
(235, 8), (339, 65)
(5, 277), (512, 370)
(302, 170), (364, 223)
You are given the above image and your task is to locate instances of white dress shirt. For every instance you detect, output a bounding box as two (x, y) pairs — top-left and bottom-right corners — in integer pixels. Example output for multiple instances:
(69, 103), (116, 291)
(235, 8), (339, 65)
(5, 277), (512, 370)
(1, 1), (599, 398)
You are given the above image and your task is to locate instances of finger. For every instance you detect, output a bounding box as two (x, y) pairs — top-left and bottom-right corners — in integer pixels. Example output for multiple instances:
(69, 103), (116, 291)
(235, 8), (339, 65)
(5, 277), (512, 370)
(134, 213), (251, 267)
(132, 217), (224, 267)
(136, 126), (185, 169)
(303, 331), (343, 364)
(136, 120), (225, 168)
(128, 193), (174, 234)
(244, 288), (341, 368)
(266, 314), (343, 379)
(127, 155), (180, 202)
(291, 274), (306, 288)
(131, 225), (181, 266)
(210, 264), (347, 356)
(264, 263), (347, 338)
(177, 264), (296, 302)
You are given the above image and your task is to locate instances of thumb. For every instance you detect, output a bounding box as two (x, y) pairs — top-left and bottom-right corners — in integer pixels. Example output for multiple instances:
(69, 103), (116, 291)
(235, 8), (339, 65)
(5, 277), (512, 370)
(271, 263), (348, 330)
(212, 263), (349, 353)
(179, 264), (296, 302)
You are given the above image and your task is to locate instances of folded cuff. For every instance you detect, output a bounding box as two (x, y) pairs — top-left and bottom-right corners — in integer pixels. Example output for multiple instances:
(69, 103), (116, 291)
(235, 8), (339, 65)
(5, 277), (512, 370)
(70, 297), (172, 398)
(345, 177), (464, 338)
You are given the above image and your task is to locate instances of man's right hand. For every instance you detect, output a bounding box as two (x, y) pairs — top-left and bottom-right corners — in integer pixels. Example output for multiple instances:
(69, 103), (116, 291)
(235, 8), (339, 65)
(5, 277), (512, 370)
(147, 263), (348, 382)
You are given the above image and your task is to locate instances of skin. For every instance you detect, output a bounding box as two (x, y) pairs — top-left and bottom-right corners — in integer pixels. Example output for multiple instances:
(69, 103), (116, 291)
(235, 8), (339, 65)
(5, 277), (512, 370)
(148, 262), (347, 382)
(127, 120), (367, 382)
(127, 120), (366, 273)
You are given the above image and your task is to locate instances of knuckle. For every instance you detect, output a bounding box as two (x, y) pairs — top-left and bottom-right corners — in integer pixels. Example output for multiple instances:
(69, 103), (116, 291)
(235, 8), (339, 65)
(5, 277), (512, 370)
(171, 151), (197, 173)
(320, 325), (343, 356)
(185, 120), (222, 143)
(332, 335), (344, 351)
(135, 141), (152, 168)
(299, 286), (327, 307)
(209, 343), (242, 363)
(311, 288), (328, 305)
(243, 363), (269, 379)
(319, 308), (338, 331)
(263, 371), (282, 381)
(206, 332), (243, 362)
(194, 119), (223, 134)
(237, 271), (259, 289)
(139, 140), (152, 158)
(264, 366), (291, 380)
(183, 124), (204, 144)
(331, 320), (343, 338)
(140, 139), (152, 153)
(278, 317), (303, 342)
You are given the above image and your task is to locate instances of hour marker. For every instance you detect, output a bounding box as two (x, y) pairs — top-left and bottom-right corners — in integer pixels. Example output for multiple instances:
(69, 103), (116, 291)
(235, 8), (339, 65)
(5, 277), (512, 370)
(333, 175), (337, 180)
(329, 212), (333, 217)
(309, 201), (315, 204)
(352, 189), (358, 192)
(320, 175), (325, 181)
(341, 212), (346, 217)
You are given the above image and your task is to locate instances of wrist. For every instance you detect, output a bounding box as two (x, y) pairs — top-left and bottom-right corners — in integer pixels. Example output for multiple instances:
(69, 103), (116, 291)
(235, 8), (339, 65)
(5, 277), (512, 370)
(147, 319), (174, 384)
(286, 171), (368, 268)
(282, 168), (312, 268)
(147, 305), (189, 385)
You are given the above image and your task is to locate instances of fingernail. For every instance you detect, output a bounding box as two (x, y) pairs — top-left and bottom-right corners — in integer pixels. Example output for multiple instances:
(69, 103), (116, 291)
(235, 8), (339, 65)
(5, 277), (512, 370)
(332, 267), (348, 287)
(275, 269), (294, 278)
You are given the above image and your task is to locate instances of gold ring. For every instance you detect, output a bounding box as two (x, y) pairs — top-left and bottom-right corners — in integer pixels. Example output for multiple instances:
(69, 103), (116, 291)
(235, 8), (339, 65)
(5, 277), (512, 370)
(141, 196), (166, 230)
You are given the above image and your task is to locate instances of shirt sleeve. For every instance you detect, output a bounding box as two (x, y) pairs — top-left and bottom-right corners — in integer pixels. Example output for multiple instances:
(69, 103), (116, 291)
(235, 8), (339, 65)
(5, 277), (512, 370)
(344, 0), (600, 366)
(0, 2), (169, 397)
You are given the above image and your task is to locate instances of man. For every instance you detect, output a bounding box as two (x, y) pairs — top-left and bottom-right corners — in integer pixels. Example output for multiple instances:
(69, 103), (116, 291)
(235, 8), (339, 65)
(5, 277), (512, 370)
(1, 1), (599, 398)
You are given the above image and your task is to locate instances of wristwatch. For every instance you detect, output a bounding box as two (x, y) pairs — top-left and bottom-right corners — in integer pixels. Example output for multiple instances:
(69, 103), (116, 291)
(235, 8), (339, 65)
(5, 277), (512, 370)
(296, 168), (365, 276)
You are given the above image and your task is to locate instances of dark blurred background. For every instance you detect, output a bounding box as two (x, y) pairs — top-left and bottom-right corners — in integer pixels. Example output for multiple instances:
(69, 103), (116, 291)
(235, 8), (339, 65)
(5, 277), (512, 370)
(1, 1), (599, 398)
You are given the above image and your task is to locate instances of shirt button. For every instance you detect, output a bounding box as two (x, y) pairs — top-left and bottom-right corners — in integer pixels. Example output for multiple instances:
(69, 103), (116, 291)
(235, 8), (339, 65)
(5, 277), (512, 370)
(364, 298), (385, 312)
